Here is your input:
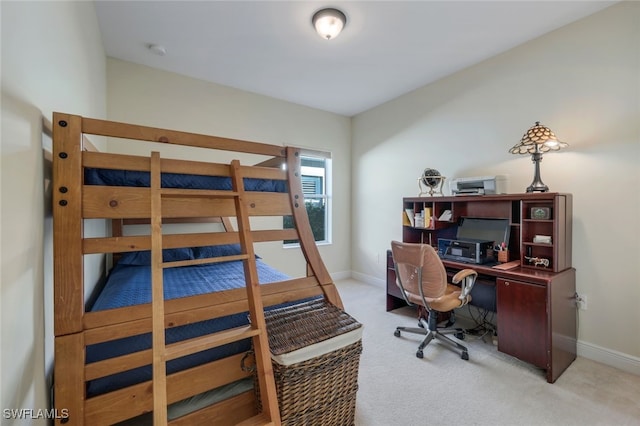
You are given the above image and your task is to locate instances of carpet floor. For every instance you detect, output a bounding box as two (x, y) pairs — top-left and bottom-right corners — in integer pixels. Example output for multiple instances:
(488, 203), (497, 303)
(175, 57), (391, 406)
(335, 278), (640, 426)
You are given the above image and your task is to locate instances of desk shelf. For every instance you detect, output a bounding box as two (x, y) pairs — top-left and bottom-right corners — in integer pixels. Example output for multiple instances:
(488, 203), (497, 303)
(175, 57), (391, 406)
(521, 196), (572, 272)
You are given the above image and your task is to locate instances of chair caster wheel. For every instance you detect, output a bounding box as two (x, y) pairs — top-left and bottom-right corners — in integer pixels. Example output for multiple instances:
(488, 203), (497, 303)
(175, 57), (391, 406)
(394, 330), (401, 337)
(416, 350), (423, 359)
(461, 351), (469, 361)
(455, 331), (465, 340)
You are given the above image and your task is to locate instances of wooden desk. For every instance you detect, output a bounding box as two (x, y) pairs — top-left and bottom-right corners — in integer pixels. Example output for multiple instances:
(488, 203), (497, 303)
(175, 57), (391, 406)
(386, 251), (576, 383)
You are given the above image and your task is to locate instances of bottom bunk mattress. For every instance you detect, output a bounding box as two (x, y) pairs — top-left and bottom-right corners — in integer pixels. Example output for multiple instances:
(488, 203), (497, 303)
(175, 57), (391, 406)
(86, 246), (304, 397)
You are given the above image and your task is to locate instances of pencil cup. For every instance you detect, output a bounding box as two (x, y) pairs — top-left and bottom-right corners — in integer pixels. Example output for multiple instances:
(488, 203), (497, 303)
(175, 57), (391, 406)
(497, 250), (509, 263)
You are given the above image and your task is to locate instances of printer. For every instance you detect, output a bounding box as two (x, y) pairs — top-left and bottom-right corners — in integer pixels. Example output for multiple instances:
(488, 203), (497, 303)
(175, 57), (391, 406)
(437, 216), (510, 264)
(438, 238), (495, 264)
(449, 176), (505, 196)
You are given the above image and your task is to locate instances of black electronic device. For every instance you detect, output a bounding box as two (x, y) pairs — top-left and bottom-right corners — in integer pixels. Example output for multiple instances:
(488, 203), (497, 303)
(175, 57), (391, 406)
(438, 238), (494, 264)
(437, 217), (510, 264)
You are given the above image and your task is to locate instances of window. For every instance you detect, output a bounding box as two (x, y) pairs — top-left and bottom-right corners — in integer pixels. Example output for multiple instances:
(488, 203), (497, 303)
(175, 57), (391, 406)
(284, 151), (331, 245)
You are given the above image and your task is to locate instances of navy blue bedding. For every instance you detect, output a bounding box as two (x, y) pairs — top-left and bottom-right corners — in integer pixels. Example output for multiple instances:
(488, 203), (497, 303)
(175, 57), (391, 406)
(84, 168), (287, 192)
(86, 258), (300, 396)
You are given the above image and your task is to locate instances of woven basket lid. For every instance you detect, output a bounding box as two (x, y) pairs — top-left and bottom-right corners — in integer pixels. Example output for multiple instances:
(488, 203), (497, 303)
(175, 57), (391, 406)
(263, 299), (362, 355)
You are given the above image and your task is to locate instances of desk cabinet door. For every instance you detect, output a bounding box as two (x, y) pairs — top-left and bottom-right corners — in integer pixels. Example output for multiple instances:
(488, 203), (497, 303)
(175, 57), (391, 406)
(496, 278), (547, 369)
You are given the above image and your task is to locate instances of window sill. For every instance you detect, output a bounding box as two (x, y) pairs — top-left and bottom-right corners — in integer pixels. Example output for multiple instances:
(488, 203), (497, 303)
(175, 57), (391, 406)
(283, 241), (331, 249)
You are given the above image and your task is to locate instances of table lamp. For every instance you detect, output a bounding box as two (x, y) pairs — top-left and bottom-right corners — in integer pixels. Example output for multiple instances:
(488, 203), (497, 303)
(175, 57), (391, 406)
(509, 121), (568, 192)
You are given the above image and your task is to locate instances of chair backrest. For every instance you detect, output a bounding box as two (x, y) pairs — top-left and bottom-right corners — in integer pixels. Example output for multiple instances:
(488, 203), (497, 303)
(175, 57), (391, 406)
(391, 241), (448, 302)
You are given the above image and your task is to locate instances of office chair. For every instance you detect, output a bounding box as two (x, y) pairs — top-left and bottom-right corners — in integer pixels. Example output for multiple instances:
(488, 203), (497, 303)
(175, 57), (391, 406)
(391, 241), (478, 360)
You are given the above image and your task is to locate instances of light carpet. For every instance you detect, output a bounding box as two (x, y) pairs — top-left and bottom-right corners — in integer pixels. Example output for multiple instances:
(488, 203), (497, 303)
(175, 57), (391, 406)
(334, 278), (640, 426)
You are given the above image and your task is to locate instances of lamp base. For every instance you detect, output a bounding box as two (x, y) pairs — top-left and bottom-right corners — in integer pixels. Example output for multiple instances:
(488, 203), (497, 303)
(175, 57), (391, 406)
(526, 183), (549, 193)
(526, 152), (549, 193)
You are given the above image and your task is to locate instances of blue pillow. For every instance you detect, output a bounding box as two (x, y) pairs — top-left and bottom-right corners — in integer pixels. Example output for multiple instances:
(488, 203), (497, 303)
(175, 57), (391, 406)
(118, 247), (194, 266)
(193, 244), (243, 259)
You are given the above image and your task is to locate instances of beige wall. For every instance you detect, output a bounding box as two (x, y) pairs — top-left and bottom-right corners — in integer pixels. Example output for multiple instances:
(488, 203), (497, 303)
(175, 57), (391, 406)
(1, 0), (106, 420)
(106, 59), (352, 278)
(352, 2), (639, 366)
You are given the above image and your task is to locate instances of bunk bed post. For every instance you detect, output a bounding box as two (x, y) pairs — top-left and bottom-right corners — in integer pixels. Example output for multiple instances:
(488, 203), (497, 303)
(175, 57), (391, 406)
(285, 147), (343, 309)
(54, 333), (85, 425)
(52, 113), (85, 335)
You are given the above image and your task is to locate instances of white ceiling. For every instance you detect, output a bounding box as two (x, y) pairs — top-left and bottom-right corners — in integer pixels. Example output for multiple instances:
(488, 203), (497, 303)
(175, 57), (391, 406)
(95, 1), (617, 117)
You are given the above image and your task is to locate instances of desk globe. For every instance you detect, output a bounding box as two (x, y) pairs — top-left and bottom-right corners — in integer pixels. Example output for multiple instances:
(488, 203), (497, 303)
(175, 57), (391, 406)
(418, 168), (445, 196)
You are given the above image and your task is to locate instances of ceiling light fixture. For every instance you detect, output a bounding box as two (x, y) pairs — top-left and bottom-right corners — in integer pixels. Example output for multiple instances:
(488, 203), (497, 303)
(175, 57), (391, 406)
(312, 8), (347, 40)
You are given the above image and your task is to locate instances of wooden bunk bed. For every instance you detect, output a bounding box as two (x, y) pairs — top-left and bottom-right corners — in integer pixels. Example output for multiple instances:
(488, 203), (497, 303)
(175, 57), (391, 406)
(51, 112), (345, 425)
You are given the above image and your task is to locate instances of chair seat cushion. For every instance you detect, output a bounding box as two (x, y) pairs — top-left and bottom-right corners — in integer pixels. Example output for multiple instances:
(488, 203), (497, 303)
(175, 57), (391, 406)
(407, 284), (471, 312)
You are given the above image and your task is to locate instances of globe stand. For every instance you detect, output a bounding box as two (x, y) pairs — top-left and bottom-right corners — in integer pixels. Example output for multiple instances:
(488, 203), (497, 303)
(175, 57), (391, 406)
(418, 175), (446, 197)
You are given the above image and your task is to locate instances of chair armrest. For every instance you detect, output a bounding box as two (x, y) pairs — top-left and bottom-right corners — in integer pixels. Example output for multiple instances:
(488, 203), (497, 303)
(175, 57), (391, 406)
(452, 269), (478, 300)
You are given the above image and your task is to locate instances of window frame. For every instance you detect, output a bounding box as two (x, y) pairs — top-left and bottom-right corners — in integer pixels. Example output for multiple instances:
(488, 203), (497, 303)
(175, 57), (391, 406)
(284, 149), (332, 247)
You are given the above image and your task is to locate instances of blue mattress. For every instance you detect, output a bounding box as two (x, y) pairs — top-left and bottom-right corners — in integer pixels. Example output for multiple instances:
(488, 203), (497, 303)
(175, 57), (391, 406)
(84, 168), (287, 193)
(86, 256), (302, 396)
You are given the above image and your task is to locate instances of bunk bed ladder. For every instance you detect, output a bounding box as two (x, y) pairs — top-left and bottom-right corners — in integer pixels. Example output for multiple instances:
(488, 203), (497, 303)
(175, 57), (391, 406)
(149, 152), (280, 426)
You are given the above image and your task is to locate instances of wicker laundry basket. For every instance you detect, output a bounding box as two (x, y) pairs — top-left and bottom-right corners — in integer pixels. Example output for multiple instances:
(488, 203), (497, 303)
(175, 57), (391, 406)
(254, 298), (363, 426)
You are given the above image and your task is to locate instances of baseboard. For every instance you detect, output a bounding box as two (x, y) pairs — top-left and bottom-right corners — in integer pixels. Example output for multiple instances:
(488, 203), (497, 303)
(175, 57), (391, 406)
(577, 340), (640, 376)
(330, 270), (354, 281)
(350, 271), (385, 287)
(345, 272), (640, 377)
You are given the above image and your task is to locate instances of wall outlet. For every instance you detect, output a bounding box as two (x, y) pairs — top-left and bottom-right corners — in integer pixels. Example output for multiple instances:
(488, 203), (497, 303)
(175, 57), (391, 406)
(576, 293), (588, 310)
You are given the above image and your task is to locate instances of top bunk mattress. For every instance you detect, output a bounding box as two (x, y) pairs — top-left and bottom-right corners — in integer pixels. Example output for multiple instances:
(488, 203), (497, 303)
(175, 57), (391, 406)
(85, 168), (287, 193)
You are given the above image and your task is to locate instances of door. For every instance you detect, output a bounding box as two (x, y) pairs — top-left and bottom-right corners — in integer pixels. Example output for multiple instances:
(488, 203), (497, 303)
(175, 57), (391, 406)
(496, 278), (548, 369)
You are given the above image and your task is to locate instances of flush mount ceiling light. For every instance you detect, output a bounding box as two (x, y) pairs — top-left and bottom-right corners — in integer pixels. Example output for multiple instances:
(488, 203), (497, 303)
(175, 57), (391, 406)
(312, 8), (347, 40)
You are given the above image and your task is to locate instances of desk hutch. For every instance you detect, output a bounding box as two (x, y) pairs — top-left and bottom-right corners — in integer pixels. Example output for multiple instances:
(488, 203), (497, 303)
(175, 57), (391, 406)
(387, 193), (576, 383)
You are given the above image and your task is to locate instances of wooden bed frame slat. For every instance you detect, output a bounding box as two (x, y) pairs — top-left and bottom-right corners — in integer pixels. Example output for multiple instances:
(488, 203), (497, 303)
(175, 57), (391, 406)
(83, 229), (298, 254)
(84, 353), (252, 426)
(83, 150), (287, 181)
(83, 231), (241, 254)
(167, 354), (252, 403)
(169, 391), (257, 426)
(83, 283), (324, 349)
(81, 116), (286, 158)
(83, 277), (321, 333)
(85, 348), (152, 381)
(82, 186), (292, 218)
(165, 325), (259, 361)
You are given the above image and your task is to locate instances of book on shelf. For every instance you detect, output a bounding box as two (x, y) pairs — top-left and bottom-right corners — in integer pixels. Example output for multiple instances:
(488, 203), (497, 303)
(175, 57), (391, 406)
(404, 208), (414, 226)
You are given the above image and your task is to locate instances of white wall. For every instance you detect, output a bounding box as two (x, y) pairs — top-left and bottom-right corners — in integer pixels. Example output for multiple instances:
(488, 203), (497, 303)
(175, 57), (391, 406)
(106, 59), (352, 279)
(352, 2), (639, 367)
(1, 1), (106, 421)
